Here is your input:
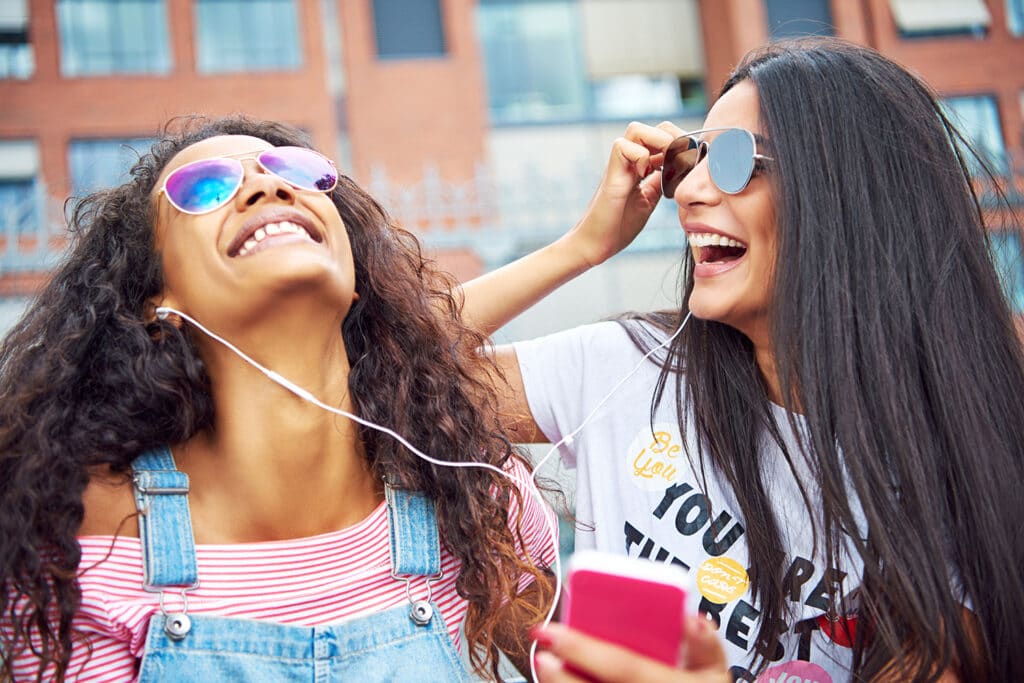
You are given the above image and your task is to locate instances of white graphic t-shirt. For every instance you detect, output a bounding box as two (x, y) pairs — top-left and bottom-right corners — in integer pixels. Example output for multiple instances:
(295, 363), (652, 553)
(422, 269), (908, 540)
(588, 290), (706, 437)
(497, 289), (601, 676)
(515, 321), (867, 683)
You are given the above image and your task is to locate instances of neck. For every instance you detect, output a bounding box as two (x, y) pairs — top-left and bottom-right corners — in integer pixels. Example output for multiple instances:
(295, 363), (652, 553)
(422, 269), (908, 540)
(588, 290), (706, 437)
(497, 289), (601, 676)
(174, 307), (382, 543)
(754, 344), (785, 407)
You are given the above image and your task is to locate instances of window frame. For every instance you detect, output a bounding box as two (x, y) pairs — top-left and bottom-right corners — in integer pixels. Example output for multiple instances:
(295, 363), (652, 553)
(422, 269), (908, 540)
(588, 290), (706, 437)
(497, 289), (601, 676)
(56, 0), (172, 77)
(194, 0), (304, 74)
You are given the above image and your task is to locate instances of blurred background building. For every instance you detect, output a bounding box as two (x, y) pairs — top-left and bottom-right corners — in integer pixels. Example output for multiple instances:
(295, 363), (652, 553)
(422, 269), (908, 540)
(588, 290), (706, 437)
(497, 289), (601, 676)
(0, 0), (1022, 340)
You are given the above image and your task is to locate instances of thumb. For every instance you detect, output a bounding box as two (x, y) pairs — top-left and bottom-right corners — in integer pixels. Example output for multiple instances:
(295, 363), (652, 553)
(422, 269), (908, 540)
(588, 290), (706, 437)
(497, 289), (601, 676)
(681, 615), (729, 672)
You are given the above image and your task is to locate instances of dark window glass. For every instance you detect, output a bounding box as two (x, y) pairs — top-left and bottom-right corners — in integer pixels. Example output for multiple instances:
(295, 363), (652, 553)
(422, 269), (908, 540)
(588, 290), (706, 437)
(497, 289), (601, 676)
(765, 0), (834, 38)
(372, 0), (446, 58)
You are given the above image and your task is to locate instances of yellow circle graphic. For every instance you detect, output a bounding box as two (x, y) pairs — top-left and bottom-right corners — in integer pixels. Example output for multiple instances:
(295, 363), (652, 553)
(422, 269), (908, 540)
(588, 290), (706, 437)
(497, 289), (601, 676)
(696, 557), (749, 604)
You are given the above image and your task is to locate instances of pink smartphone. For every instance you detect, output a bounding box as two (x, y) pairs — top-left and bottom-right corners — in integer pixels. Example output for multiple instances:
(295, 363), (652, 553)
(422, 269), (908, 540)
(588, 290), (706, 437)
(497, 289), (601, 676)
(561, 550), (690, 672)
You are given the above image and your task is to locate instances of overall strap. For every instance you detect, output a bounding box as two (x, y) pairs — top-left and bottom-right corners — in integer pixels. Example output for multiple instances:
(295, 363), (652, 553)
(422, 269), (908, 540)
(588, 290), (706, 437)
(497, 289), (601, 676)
(385, 486), (442, 578)
(131, 446), (199, 590)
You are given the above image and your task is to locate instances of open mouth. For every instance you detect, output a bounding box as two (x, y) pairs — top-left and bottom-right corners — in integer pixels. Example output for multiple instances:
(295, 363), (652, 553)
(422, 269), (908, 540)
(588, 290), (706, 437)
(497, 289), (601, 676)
(687, 232), (747, 265)
(235, 221), (318, 257)
(228, 218), (323, 257)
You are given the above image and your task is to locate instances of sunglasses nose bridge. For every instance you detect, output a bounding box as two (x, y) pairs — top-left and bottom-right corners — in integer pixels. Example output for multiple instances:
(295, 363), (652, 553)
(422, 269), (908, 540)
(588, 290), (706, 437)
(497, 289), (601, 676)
(236, 159), (299, 208)
(663, 137), (715, 201)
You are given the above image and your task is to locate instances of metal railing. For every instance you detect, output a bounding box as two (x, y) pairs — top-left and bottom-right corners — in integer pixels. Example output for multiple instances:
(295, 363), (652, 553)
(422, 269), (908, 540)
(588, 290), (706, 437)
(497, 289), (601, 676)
(0, 184), (67, 275)
(1, 165), (1020, 284)
(366, 164), (686, 268)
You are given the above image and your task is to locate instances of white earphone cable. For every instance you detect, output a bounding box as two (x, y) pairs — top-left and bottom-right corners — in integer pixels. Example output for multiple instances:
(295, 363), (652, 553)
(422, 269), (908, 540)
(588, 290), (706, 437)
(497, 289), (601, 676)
(156, 305), (689, 681)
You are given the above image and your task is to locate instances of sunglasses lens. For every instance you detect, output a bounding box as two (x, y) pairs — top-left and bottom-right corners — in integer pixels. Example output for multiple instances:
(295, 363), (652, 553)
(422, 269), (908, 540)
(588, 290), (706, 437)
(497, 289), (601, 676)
(258, 147), (338, 192)
(165, 159), (243, 214)
(709, 128), (755, 194)
(662, 136), (701, 198)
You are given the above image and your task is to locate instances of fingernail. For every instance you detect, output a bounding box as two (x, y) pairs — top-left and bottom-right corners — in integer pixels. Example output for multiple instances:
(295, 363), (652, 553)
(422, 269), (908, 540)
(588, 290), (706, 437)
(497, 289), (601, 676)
(529, 625), (554, 649)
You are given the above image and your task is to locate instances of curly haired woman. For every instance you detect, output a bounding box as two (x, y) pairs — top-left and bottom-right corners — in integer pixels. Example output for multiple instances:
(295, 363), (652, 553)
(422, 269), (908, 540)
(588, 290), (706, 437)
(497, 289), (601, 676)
(0, 117), (555, 682)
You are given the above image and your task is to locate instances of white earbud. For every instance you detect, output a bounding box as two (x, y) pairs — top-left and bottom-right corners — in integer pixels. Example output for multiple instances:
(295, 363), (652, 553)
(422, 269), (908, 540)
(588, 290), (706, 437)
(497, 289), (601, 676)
(155, 307), (171, 321)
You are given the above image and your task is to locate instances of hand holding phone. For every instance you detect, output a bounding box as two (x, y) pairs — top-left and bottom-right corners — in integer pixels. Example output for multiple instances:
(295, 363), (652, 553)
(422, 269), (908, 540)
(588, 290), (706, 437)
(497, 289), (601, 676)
(561, 550), (691, 670)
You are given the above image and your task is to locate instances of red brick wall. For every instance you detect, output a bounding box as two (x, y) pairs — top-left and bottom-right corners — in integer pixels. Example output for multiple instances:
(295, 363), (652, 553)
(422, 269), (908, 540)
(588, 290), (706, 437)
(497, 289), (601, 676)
(338, 0), (487, 184)
(0, 0), (337, 198)
(862, 0), (1023, 160)
(698, 0), (1024, 164)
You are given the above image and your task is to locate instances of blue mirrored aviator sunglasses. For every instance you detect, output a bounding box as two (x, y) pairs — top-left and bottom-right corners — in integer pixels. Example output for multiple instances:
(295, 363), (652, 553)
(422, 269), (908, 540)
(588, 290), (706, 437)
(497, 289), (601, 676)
(661, 127), (773, 198)
(159, 146), (340, 215)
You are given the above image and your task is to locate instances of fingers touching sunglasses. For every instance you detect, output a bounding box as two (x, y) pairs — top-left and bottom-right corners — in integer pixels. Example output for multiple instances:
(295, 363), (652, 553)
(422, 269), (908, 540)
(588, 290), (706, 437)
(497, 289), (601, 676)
(661, 127), (773, 198)
(160, 146), (340, 215)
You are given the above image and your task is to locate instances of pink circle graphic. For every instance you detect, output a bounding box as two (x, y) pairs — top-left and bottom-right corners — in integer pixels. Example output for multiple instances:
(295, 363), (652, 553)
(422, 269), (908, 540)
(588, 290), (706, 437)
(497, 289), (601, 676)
(757, 661), (834, 683)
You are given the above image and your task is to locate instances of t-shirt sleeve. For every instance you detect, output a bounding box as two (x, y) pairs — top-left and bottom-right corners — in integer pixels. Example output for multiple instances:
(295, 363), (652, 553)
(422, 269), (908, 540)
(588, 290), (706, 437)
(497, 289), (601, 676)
(7, 594), (137, 682)
(513, 321), (633, 467)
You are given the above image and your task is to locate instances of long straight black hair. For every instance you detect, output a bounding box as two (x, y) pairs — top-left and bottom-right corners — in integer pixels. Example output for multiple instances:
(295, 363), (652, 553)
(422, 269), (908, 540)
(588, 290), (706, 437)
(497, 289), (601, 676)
(628, 38), (1024, 681)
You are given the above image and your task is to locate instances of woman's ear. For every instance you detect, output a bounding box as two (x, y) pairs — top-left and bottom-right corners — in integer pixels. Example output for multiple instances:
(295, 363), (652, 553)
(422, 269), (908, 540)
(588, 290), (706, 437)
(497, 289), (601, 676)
(144, 298), (183, 328)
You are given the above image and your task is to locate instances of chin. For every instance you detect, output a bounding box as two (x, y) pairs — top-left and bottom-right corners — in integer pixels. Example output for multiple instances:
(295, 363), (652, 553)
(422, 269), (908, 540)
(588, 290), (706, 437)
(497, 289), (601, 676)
(686, 291), (730, 324)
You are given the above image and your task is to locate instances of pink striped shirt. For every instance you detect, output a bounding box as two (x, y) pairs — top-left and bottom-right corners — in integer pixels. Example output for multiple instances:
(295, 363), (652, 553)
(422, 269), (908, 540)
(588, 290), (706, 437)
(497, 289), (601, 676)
(10, 464), (557, 682)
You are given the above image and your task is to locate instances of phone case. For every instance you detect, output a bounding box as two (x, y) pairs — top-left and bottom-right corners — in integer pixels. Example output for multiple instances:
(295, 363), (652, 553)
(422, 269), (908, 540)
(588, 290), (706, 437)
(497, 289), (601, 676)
(562, 550), (689, 669)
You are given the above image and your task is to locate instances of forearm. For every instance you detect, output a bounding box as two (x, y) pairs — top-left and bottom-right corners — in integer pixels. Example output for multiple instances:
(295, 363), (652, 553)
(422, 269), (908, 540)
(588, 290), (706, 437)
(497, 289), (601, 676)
(458, 234), (595, 336)
(458, 121), (677, 337)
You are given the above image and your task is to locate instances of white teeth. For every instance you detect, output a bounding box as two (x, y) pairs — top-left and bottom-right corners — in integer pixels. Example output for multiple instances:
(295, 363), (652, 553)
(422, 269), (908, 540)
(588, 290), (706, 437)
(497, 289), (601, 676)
(235, 221), (316, 255)
(687, 232), (745, 249)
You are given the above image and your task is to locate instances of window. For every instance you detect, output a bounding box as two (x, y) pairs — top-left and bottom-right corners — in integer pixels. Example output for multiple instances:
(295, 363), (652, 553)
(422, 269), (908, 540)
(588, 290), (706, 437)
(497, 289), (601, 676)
(1008, 0), (1024, 36)
(372, 0), (445, 58)
(479, 1), (588, 122)
(889, 0), (990, 38)
(592, 75), (693, 120)
(68, 137), (154, 197)
(941, 95), (1008, 174)
(0, 140), (41, 237)
(56, 0), (171, 76)
(765, 0), (835, 38)
(990, 230), (1024, 313)
(195, 0), (302, 73)
(0, 0), (33, 79)
(478, 0), (690, 125)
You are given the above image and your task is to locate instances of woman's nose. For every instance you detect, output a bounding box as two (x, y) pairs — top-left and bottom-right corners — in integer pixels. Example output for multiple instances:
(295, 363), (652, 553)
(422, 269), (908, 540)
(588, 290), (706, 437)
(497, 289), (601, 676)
(674, 155), (718, 207)
(235, 161), (296, 209)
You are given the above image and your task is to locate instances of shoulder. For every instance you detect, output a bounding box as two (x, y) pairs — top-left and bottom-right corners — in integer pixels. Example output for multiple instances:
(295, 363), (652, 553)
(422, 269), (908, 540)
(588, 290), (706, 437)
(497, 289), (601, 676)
(513, 319), (667, 372)
(79, 467), (138, 538)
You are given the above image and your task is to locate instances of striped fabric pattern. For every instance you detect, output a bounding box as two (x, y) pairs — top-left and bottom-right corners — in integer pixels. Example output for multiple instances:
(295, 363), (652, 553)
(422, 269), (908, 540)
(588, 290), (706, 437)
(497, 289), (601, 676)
(10, 463), (557, 682)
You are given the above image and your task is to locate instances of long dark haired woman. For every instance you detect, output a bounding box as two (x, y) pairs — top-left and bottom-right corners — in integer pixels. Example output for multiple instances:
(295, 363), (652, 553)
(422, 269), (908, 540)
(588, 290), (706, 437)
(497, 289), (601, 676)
(0, 116), (555, 681)
(461, 38), (1024, 682)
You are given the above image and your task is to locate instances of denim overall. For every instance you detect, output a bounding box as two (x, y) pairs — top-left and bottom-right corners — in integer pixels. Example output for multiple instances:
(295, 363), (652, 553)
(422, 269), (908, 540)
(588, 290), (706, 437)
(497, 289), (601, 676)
(130, 447), (471, 682)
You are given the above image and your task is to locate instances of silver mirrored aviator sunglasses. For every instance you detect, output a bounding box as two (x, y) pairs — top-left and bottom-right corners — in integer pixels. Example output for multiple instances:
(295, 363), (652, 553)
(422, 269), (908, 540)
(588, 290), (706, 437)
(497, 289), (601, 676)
(661, 127), (773, 198)
(158, 146), (340, 215)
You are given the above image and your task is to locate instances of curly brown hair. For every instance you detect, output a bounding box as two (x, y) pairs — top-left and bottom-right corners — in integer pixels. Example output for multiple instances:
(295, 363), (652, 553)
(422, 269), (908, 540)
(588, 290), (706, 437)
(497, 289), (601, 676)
(0, 116), (553, 681)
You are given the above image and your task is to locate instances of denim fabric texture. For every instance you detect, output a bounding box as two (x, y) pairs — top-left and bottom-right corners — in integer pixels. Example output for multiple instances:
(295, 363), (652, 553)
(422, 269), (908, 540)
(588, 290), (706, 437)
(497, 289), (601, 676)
(131, 447), (199, 589)
(385, 482), (442, 577)
(130, 447), (471, 682)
